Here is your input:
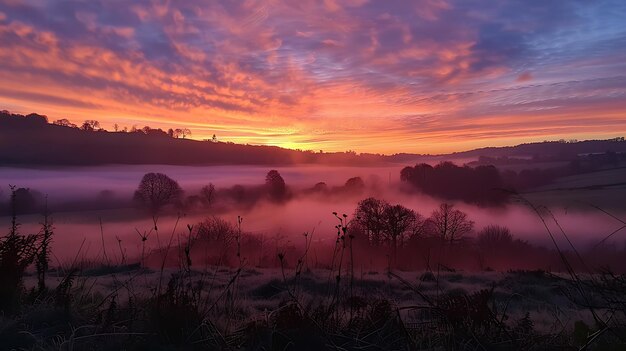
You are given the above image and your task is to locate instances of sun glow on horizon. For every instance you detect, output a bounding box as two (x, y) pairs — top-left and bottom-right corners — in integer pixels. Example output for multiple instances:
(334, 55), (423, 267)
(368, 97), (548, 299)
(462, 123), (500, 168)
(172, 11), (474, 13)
(0, 0), (625, 154)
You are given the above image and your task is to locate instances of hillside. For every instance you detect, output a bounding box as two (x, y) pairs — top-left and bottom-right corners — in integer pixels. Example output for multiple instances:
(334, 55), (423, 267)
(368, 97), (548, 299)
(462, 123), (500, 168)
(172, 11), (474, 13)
(0, 111), (366, 166)
(1, 110), (625, 166)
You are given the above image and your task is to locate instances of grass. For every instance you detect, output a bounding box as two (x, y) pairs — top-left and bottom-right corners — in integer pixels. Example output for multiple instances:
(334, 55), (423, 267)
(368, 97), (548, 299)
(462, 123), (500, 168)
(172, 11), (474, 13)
(524, 167), (626, 210)
(10, 265), (619, 350)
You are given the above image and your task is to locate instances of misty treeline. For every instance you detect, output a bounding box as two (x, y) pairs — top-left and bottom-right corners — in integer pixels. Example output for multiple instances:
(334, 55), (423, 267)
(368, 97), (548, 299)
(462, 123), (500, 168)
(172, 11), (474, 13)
(401, 163), (508, 205)
(5, 168), (626, 272)
(0, 168), (369, 216)
(124, 172), (625, 272)
(131, 171), (370, 214)
(400, 151), (626, 205)
(133, 196), (625, 273)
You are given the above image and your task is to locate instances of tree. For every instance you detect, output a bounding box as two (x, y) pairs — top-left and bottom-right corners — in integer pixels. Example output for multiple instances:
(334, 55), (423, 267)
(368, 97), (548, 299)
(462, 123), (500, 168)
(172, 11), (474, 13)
(344, 176), (365, 193)
(25, 113), (48, 124)
(80, 120), (100, 131)
(53, 118), (77, 128)
(312, 182), (328, 193)
(200, 183), (215, 207)
(354, 197), (387, 246)
(265, 170), (286, 201)
(382, 204), (421, 252)
(173, 128), (191, 139)
(477, 225), (513, 249)
(12, 187), (42, 214)
(133, 173), (183, 213)
(429, 203), (473, 243)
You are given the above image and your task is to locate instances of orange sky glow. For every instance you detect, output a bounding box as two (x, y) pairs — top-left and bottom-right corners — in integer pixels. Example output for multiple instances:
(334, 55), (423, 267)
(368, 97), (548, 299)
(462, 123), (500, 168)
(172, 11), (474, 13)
(1, 0), (625, 154)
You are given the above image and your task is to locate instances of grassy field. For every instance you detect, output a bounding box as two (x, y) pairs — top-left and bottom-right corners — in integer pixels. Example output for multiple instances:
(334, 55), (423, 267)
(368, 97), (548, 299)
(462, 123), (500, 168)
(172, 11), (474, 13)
(524, 167), (626, 211)
(1, 262), (620, 350)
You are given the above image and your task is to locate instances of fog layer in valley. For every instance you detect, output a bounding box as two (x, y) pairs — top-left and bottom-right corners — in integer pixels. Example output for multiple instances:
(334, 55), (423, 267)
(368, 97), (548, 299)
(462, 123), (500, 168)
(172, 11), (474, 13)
(1, 165), (624, 264)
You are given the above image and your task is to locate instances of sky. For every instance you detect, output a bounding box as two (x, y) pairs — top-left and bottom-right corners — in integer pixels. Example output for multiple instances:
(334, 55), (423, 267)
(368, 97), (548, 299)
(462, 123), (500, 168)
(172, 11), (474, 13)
(0, 0), (625, 154)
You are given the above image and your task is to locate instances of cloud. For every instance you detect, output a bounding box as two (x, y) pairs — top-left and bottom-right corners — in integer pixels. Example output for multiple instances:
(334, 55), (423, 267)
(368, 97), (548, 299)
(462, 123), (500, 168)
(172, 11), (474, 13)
(516, 72), (533, 82)
(0, 0), (625, 153)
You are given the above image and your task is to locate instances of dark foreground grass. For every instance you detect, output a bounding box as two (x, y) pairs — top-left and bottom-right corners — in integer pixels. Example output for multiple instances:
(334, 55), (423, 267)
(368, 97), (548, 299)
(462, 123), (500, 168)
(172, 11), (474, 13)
(2, 266), (625, 350)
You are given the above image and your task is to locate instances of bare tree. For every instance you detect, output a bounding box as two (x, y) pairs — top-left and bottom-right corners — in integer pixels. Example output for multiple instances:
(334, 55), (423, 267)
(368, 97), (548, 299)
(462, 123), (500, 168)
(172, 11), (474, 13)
(173, 128), (192, 139)
(382, 204), (421, 260)
(133, 173), (183, 213)
(429, 203), (473, 243)
(383, 204), (423, 248)
(477, 225), (513, 249)
(200, 183), (216, 207)
(354, 197), (387, 246)
(196, 217), (236, 244)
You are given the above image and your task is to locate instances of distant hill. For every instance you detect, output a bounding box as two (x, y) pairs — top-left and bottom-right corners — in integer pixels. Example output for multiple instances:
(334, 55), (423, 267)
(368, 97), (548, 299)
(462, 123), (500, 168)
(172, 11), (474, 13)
(0, 111), (368, 166)
(1, 110), (625, 166)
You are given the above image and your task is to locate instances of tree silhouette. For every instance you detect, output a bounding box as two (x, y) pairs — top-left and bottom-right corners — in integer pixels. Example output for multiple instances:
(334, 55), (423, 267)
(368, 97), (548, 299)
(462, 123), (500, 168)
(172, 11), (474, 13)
(344, 176), (365, 193)
(400, 162), (508, 205)
(133, 173), (183, 213)
(200, 183), (216, 207)
(53, 119), (77, 128)
(429, 203), (473, 243)
(80, 120), (100, 131)
(265, 170), (286, 201)
(354, 197), (387, 246)
(312, 182), (328, 193)
(354, 198), (424, 251)
(477, 225), (513, 250)
(174, 128), (192, 139)
(382, 204), (420, 255)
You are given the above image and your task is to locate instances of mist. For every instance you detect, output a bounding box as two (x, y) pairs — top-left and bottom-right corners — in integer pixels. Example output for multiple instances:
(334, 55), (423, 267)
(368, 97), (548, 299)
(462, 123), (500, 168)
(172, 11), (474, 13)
(1, 165), (624, 265)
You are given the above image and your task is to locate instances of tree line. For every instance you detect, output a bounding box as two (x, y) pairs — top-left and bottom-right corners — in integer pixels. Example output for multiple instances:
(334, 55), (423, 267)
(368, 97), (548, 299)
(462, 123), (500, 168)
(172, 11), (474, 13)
(53, 118), (194, 139)
(399, 152), (626, 206)
(1, 110), (197, 140)
(400, 162), (509, 205)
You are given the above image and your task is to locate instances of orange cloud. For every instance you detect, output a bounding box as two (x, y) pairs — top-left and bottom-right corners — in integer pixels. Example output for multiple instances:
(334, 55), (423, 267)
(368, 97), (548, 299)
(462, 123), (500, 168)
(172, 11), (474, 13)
(0, 0), (625, 154)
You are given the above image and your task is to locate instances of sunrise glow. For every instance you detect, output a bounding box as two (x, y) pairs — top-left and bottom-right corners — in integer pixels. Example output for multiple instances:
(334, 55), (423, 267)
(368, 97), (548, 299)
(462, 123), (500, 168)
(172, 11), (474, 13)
(1, 1), (625, 153)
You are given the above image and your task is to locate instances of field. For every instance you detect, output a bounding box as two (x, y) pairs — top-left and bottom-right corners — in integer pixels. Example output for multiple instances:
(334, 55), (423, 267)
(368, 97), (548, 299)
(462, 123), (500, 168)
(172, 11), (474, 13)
(7, 263), (619, 350)
(524, 167), (626, 211)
